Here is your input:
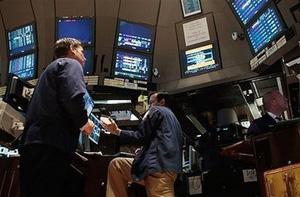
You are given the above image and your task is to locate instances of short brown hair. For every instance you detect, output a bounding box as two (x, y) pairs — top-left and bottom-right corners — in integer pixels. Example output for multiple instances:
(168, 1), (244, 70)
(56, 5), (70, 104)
(54, 38), (83, 59)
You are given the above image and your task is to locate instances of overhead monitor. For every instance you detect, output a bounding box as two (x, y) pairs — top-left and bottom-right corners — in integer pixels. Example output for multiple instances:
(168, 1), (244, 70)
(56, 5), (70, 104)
(180, 44), (221, 78)
(8, 52), (37, 80)
(7, 23), (37, 57)
(228, 0), (270, 26)
(245, 4), (286, 55)
(116, 20), (155, 53)
(56, 17), (94, 46)
(83, 47), (95, 75)
(113, 49), (151, 81)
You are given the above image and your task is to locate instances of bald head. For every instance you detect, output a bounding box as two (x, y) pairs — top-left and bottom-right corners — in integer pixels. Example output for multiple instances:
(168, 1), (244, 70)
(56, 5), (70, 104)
(263, 90), (288, 116)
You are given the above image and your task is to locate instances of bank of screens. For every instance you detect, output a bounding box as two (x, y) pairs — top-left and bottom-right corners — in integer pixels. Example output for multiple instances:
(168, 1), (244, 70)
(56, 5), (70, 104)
(56, 17), (94, 46)
(245, 4), (285, 54)
(116, 20), (155, 53)
(180, 44), (220, 77)
(228, 0), (270, 26)
(7, 23), (37, 57)
(8, 52), (37, 80)
(113, 49), (151, 81)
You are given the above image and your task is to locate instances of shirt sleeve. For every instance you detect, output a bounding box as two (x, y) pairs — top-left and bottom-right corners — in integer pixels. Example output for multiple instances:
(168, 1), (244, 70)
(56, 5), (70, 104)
(119, 107), (163, 145)
(57, 59), (88, 128)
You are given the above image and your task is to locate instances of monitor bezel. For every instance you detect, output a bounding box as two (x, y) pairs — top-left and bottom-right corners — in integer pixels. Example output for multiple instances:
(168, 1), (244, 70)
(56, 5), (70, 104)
(114, 19), (155, 53)
(244, 2), (287, 55)
(6, 22), (38, 58)
(56, 16), (95, 47)
(180, 43), (222, 78)
(226, 0), (271, 27)
(83, 46), (95, 76)
(111, 49), (152, 82)
(7, 51), (38, 81)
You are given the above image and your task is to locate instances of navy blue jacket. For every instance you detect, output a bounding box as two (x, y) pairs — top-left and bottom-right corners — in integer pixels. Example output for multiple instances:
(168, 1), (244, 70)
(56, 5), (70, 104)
(247, 113), (276, 136)
(20, 58), (88, 154)
(120, 106), (183, 181)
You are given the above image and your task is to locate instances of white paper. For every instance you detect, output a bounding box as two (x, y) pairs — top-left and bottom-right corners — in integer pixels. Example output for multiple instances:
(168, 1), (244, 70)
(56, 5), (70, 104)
(183, 17), (210, 46)
(188, 176), (202, 195)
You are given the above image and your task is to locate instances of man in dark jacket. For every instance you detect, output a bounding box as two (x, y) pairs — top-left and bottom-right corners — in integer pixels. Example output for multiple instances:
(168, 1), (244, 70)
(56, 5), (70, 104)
(248, 90), (288, 136)
(104, 92), (183, 197)
(19, 38), (94, 197)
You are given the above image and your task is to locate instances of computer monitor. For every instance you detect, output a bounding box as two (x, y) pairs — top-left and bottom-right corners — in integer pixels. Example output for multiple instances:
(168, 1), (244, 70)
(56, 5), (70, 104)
(7, 23), (37, 57)
(112, 49), (152, 81)
(116, 20), (155, 53)
(227, 0), (270, 26)
(8, 52), (37, 80)
(56, 17), (94, 46)
(245, 3), (286, 55)
(83, 47), (95, 75)
(180, 44), (221, 78)
(4, 73), (35, 113)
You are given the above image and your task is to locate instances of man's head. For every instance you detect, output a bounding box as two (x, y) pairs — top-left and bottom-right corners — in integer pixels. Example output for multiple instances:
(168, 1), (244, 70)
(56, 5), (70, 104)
(263, 90), (288, 116)
(149, 92), (170, 107)
(54, 38), (86, 66)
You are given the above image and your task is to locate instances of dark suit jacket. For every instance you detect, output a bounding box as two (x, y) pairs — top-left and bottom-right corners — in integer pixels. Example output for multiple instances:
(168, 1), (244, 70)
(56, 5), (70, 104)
(20, 58), (88, 154)
(119, 106), (183, 181)
(247, 113), (276, 136)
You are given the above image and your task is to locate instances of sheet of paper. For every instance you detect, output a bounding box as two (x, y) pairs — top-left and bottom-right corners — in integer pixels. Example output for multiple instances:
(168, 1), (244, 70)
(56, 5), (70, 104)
(183, 17), (210, 46)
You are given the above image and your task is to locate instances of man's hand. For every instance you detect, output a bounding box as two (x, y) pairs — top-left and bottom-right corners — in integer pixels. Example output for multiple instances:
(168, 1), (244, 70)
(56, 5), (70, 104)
(101, 117), (121, 136)
(82, 119), (94, 135)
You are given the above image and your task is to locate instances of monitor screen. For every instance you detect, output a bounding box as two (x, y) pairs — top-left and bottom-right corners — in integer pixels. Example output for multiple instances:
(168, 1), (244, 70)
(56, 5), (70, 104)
(116, 20), (155, 53)
(228, 0), (270, 25)
(245, 4), (285, 54)
(113, 50), (151, 81)
(9, 53), (37, 80)
(181, 44), (221, 77)
(83, 47), (94, 75)
(7, 23), (36, 57)
(83, 91), (94, 116)
(57, 17), (94, 46)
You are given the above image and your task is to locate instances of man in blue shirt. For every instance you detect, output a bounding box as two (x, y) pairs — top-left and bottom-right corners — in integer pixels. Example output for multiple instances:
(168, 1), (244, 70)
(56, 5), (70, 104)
(103, 92), (183, 197)
(19, 38), (94, 197)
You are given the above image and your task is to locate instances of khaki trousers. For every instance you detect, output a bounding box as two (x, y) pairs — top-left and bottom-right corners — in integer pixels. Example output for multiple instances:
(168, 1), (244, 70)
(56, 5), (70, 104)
(106, 157), (177, 197)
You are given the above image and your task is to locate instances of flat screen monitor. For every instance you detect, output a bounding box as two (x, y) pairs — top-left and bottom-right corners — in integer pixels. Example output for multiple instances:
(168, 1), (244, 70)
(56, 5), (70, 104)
(116, 20), (155, 53)
(245, 4), (286, 55)
(83, 47), (94, 75)
(7, 23), (36, 57)
(228, 0), (270, 25)
(8, 52), (37, 80)
(56, 17), (94, 46)
(180, 44), (221, 77)
(83, 91), (94, 116)
(113, 49), (151, 81)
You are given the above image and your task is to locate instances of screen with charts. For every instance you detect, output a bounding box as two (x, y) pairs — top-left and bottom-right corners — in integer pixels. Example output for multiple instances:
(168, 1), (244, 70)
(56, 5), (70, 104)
(245, 4), (285, 54)
(56, 17), (94, 46)
(8, 52), (36, 80)
(113, 49), (151, 81)
(228, 0), (270, 25)
(116, 20), (155, 53)
(7, 23), (36, 57)
(83, 47), (94, 75)
(181, 44), (220, 77)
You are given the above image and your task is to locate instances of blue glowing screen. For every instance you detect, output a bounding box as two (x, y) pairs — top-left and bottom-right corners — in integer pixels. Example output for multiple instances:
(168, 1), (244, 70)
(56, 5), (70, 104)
(113, 50), (151, 81)
(230, 0), (270, 25)
(83, 48), (94, 75)
(246, 5), (285, 54)
(116, 20), (154, 53)
(8, 23), (36, 56)
(9, 53), (36, 80)
(181, 44), (220, 77)
(57, 17), (94, 45)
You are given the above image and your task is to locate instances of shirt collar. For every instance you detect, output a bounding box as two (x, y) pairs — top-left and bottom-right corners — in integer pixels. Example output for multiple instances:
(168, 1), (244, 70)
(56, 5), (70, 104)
(267, 112), (279, 122)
